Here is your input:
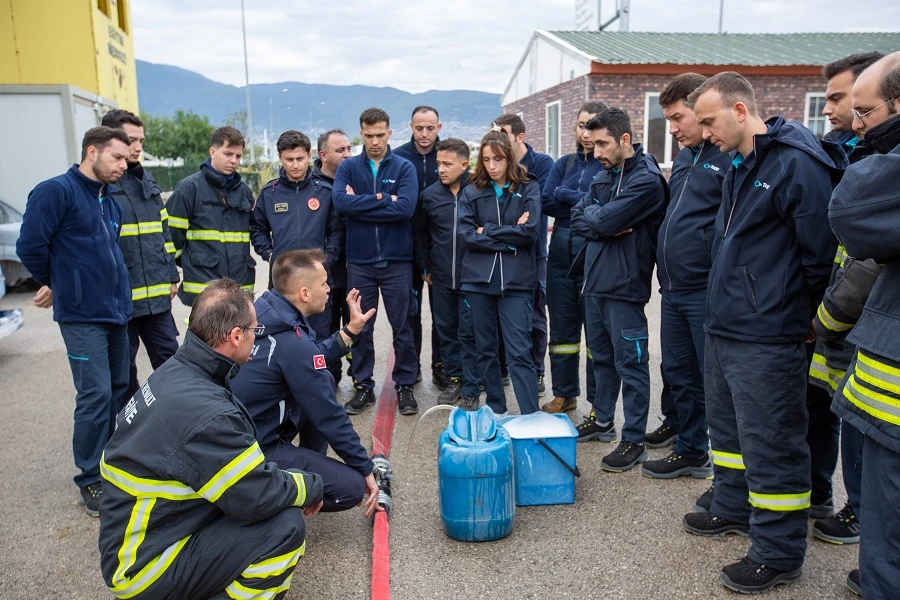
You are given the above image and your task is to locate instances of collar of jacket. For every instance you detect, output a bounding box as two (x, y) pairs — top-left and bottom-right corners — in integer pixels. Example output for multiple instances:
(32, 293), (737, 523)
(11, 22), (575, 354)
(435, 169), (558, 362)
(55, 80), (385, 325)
(442, 170), (470, 195)
(178, 329), (240, 384)
(753, 116), (848, 171)
(69, 164), (105, 197)
(618, 143), (646, 172)
(266, 288), (313, 334)
(521, 142), (539, 169)
(311, 159), (335, 184)
(277, 167), (313, 190)
(575, 145), (595, 163)
(406, 134), (440, 157)
(201, 158), (243, 191)
(361, 145), (394, 164)
(865, 113), (900, 155)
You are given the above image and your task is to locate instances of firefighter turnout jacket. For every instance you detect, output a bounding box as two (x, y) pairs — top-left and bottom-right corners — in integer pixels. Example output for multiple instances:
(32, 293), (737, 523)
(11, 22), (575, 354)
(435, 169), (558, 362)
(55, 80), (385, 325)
(99, 330), (323, 599)
(166, 160), (256, 305)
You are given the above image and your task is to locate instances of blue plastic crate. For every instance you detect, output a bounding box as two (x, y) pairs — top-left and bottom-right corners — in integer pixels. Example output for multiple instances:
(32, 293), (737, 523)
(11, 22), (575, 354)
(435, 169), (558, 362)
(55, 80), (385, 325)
(499, 413), (578, 506)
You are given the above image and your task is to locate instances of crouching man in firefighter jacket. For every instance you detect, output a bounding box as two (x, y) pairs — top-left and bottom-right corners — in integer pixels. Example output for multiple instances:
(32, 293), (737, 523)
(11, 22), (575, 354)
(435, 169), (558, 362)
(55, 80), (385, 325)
(99, 279), (324, 600)
(231, 249), (381, 516)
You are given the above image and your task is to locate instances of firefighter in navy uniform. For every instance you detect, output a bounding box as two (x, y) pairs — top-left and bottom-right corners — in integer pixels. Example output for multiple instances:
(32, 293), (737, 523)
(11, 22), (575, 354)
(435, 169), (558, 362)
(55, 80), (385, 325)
(829, 53), (900, 599)
(166, 126), (256, 305)
(102, 109), (181, 402)
(99, 279), (323, 600)
(230, 249), (381, 516)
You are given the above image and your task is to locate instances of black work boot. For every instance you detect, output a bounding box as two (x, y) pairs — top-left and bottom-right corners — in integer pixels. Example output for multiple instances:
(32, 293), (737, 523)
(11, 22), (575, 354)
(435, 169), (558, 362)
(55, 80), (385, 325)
(601, 440), (648, 472)
(644, 422), (678, 448)
(397, 385), (418, 415)
(344, 387), (376, 415)
(432, 362), (449, 390)
(720, 557), (802, 594)
(812, 502), (860, 545)
(682, 511), (750, 537)
(576, 412), (616, 442)
(437, 378), (462, 405)
(642, 452), (713, 479)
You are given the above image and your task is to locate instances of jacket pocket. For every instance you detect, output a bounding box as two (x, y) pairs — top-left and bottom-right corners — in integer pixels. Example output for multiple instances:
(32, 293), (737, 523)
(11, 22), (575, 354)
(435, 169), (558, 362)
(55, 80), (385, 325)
(620, 326), (649, 365)
(742, 266), (759, 313)
(701, 226), (714, 266)
(191, 251), (220, 268)
(73, 268), (84, 306)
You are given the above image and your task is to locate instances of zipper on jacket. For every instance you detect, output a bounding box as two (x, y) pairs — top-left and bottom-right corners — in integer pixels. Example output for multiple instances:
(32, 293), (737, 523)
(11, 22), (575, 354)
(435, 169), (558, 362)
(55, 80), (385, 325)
(496, 191), (504, 292)
(451, 191), (458, 289)
(662, 146), (701, 291)
(373, 163), (382, 261)
(99, 188), (123, 318)
(581, 163), (626, 295)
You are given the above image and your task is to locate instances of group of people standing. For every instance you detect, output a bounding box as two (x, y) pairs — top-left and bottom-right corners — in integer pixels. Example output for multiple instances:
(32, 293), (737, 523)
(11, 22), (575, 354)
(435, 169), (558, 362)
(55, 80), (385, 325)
(14, 47), (900, 599)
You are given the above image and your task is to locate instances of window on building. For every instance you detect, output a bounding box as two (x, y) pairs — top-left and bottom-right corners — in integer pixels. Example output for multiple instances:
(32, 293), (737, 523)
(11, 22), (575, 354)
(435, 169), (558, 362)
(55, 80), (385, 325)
(805, 93), (831, 139)
(643, 93), (678, 167)
(117, 0), (130, 33)
(546, 100), (561, 160)
(97, 0), (110, 17)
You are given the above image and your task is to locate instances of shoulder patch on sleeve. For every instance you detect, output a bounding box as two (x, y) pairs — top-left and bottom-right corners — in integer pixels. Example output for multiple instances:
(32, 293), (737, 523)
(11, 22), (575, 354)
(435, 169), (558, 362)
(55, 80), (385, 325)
(313, 354), (326, 370)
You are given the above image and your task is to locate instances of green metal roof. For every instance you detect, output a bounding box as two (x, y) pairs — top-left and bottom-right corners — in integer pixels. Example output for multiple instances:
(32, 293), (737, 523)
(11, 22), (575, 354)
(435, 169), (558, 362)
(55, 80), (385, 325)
(547, 31), (900, 66)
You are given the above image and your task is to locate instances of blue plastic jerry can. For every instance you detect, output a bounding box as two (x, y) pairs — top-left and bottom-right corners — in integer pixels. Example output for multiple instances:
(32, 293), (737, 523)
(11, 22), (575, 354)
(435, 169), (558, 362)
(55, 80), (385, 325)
(437, 406), (515, 542)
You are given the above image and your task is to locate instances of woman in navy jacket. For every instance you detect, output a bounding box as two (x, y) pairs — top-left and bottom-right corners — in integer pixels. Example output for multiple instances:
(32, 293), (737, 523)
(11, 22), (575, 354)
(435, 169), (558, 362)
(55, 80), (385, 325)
(457, 129), (541, 415)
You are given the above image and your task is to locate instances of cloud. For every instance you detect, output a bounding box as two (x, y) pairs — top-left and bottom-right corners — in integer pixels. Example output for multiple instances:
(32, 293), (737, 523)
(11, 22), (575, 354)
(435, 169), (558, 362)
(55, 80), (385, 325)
(131, 0), (900, 93)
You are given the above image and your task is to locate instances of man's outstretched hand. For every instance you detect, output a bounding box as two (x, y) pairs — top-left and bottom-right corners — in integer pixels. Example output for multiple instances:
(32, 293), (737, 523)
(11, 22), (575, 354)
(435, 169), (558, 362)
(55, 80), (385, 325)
(346, 288), (376, 333)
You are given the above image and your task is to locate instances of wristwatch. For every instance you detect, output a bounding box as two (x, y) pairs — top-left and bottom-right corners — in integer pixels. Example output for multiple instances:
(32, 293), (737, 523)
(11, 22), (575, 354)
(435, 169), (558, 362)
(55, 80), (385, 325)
(341, 325), (359, 341)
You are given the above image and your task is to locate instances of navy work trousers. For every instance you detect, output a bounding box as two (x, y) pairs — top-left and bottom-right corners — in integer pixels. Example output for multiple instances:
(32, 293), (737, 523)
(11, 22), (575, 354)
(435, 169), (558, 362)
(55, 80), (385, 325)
(141, 507), (306, 600)
(842, 420), (864, 516)
(859, 435), (900, 598)
(126, 311), (179, 402)
(347, 262), (417, 389)
(531, 257), (548, 377)
(327, 286), (350, 385)
(546, 226), (596, 399)
(58, 322), (130, 489)
(584, 296), (651, 444)
(466, 291), (539, 414)
(412, 275), (442, 373)
(431, 283), (479, 398)
(659, 288), (708, 457)
(706, 334), (811, 571)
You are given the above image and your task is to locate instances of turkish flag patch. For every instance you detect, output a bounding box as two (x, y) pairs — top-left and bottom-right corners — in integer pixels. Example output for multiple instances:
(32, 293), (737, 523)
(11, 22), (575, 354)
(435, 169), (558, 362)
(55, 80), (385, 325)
(313, 354), (327, 370)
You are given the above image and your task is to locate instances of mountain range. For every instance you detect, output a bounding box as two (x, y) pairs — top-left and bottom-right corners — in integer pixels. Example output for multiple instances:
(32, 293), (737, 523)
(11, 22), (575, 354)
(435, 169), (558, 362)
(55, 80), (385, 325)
(136, 60), (502, 142)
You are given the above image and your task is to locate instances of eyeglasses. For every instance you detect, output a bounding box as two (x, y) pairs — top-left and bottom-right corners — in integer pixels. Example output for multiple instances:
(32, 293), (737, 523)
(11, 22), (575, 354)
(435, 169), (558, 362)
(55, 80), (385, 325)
(852, 97), (898, 123)
(242, 324), (264, 336)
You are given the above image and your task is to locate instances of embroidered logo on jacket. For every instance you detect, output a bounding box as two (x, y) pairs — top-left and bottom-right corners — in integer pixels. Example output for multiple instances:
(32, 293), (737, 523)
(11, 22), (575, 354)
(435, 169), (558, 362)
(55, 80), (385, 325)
(313, 354), (327, 370)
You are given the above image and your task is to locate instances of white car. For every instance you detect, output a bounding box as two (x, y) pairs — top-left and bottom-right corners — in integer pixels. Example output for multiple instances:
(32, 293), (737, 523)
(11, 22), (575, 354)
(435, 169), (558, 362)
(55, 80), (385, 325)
(0, 198), (27, 338)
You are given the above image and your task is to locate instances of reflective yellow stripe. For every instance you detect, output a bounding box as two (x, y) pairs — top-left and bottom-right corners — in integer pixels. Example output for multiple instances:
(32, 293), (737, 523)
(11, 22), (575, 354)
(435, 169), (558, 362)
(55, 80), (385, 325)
(225, 574), (294, 600)
(844, 371), (900, 427)
(857, 350), (900, 392)
(711, 450), (745, 470)
(164, 242), (176, 254)
(809, 353), (844, 392)
(586, 347), (593, 360)
(185, 229), (251, 243)
(111, 531), (191, 598)
(748, 490), (811, 511)
(119, 221), (164, 236)
(167, 216), (189, 229)
(183, 281), (253, 295)
(288, 471), (307, 507)
(198, 442), (265, 502)
(132, 284), (172, 302)
(159, 208), (169, 221)
(833, 245), (848, 265)
(242, 543), (305, 579)
(101, 457), (201, 500)
(549, 343), (581, 355)
(175, 249), (183, 259)
(817, 303), (853, 333)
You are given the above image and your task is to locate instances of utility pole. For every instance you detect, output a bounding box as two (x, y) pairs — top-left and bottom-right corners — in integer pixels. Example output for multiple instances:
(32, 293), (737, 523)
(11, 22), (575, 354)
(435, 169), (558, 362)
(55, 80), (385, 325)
(718, 0), (725, 33)
(240, 0), (254, 163)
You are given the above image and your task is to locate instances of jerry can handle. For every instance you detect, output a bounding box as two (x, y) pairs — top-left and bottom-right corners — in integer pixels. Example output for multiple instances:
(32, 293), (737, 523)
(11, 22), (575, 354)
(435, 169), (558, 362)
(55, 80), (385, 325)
(537, 438), (581, 477)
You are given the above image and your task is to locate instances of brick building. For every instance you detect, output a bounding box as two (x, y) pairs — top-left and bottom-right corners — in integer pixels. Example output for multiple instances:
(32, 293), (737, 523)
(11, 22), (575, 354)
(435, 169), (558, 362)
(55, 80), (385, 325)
(502, 31), (900, 169)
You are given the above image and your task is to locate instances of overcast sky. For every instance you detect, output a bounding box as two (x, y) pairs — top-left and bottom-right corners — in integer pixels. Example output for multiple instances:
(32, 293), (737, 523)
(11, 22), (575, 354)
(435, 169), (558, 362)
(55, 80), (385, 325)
(131, 0), (900, 94)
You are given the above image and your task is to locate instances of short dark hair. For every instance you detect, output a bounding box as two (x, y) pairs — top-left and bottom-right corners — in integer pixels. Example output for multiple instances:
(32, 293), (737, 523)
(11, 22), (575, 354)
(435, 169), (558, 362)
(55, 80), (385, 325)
(822, 52), (885, 81)
(211, 126), (245, 149)
(317, 129), (347, 152)
(360, 108), (390, 127)
(276, 130), (311, 154)
(436, 138), (470, 161)
(80, 126), (131, 160)
(101, 109), (143, 129)
(272, 248), (326, 294)
(687, 71), (758, 115)
(585, 107), (632, 140)
(881, 60), (900, 115)
(188, 279), (254, 347)
(492, 114), (526, 136)
(411, 105), (439, 120)
(578, 101), (608, 116)
(659, 73), (708, 108)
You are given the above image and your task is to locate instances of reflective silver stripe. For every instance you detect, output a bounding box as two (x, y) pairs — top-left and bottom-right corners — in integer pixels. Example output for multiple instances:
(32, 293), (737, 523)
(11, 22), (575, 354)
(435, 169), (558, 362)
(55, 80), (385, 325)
(185, 229), (250, 243)
(225, 574), (294, 600)
(857, 351), (900, 390)
(817, 303), (852, 333)
(748, 490), (811, 511)
(167, 216), (189, 229)
(242, 544), (304, 579)
(711, 450), (745, 470)
(101, 459), (200, 499)
(844, 374), (900, 426)
(548, 343), (581, 355)
(198, 443), (265, 502)
(111, 534), (191, 599)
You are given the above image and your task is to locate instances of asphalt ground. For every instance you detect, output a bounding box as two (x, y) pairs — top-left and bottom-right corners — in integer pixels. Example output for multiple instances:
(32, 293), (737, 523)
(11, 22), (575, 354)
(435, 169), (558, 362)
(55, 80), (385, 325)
(0, 267), (859, 599)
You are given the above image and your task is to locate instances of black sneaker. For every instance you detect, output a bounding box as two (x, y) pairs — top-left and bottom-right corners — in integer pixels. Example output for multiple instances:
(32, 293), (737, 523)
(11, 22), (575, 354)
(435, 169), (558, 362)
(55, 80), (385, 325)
(601, 441), (648, 472)
(812, 502), (860, 545)
(437, 378), (462, 405)
(645, 422), (678, 448)
(432, 362), (449, 390)
(460, 395), (479, 411)
(80, 482), (103, 517)
(720, 557), (802, 594)
(642, 452), (713, 479)
(847, 569), (861, 596)
(397, 385), (418, 415)
(537, 375), (546, 397)
(344, 387), (376, 415)
(576, 413), (616, 442)
(682, 511), (749, 537)
(694, 485), (714, 512)
(810, 497), (835, 519)
(501, 375), (512, 387)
